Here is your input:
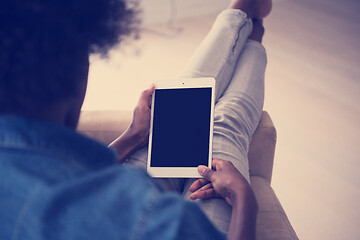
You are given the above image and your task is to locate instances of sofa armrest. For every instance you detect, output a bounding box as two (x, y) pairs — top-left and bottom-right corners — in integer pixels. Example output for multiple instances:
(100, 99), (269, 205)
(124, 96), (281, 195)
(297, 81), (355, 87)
(249, 112), (298, 239)
(77, 110), (132, 145)
(251, 176), (298, 240)
(248, 111), (276, 183)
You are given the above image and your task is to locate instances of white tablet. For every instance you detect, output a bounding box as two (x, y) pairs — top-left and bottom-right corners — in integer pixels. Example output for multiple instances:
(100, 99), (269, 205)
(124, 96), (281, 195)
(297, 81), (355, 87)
(147, 77), (215, 178)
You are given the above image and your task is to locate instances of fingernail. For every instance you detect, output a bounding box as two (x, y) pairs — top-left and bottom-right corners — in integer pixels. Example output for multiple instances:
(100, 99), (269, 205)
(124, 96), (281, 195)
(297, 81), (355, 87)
(198, 165), (206, 174)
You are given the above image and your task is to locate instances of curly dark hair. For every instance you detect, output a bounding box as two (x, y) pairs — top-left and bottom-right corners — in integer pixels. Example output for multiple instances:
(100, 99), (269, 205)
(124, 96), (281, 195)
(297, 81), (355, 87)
(0, 0), (139, 112)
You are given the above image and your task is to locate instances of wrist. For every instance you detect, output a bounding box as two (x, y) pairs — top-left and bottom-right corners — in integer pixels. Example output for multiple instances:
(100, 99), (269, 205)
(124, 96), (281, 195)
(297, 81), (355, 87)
(229, 184), (258, 240)
(126, 125), (148, 146)
(229, 180), (256, 209)
(109, 127), (146, 163)
(231, 186), (257, 214)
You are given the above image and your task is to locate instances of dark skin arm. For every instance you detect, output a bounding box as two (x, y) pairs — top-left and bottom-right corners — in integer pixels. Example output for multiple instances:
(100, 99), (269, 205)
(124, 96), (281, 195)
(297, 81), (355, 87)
(109, 85), (154, 163)
(190, 159), (258, 240)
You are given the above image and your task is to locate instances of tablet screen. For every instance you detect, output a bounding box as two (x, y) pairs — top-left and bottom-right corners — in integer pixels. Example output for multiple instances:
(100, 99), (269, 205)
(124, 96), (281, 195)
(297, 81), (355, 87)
(150, 88), (212, 168)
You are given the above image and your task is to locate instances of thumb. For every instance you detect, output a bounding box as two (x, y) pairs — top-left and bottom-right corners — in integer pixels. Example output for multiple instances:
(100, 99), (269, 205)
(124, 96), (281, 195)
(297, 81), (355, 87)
(140, 84), (155, 106)
(198, 165), (215, 182)
(145, 84), (155, 96)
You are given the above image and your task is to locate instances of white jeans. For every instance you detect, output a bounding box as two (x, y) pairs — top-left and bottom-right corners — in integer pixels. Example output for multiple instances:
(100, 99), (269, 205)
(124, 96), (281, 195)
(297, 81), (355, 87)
(126, 9), (267, 234)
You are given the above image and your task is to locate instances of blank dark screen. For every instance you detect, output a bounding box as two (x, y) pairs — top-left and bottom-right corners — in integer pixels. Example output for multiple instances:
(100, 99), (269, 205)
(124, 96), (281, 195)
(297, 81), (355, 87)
(150, 88), (212, 167)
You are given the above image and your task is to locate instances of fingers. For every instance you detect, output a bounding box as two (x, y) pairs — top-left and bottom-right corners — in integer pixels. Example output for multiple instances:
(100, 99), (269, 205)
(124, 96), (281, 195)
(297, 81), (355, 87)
(189, 178), (209, 192)
(197, 165), (215, 182)
(139, 84), (155, 108)
(189, 179), (218, 201)
(198, 182), (213, 192)
(143, 84), (155, 95)
(145, 84), (155, 107)
(189, 188), (220, 200)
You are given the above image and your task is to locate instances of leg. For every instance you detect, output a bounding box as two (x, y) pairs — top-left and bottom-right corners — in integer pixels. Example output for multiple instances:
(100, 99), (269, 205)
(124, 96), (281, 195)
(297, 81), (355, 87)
(123, 146), (185, 192)
(212, 29), (267, 183)
(125, 6), (255, 193)
(181, 0), (271, 101)
(180, 9), (252, 101)
(183, 19), (268, 234)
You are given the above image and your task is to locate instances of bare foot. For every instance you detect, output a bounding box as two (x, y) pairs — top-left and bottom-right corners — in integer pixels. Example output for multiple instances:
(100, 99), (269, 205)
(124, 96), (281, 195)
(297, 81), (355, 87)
(228, 0), (272, 19)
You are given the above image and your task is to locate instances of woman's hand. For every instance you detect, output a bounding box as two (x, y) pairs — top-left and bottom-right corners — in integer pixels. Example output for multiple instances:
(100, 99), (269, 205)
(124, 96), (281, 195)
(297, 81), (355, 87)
(189, 158), (253, 206)
(127, 84), (155, 146)
(190, 159), (258, 240)
(109, 85), (155, 163)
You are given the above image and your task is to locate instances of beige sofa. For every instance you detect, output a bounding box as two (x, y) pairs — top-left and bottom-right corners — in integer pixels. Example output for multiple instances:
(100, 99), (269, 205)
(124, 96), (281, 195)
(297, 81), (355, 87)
(77, 110), (298, 240)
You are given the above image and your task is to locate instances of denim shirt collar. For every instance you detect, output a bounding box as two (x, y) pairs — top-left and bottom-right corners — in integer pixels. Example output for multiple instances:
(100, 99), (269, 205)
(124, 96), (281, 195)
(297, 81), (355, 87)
(0, 115), (117, 170)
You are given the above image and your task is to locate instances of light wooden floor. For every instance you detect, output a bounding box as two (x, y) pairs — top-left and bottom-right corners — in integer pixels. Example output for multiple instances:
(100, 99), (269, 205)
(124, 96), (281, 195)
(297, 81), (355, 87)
(83, 0), (360, 239)
(263, 0), (360, 239)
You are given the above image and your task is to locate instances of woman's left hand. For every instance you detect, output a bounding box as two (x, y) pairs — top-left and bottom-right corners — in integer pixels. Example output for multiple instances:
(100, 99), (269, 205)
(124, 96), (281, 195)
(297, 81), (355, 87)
(109, 85), (154, 163)
(128, 84), (155, 146)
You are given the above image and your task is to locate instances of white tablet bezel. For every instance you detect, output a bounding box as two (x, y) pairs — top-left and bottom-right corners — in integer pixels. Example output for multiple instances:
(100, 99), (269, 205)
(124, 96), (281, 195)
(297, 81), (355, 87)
(147, 77), (215, 178)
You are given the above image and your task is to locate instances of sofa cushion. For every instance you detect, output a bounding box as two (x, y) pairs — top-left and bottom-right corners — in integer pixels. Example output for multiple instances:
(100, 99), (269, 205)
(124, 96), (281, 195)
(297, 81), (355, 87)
(251, 176), (298, 240)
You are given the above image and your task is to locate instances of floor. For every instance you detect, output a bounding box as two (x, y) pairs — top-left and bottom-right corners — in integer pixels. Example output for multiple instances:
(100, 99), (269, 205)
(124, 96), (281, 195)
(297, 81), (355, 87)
(82, 0), (360, 239)
(263, 0), (360, 239)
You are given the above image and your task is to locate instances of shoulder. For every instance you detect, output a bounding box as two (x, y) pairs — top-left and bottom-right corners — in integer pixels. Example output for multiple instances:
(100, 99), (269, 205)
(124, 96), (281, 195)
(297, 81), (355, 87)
(9, 166), (226, 240)
(10, 166), (162, 239)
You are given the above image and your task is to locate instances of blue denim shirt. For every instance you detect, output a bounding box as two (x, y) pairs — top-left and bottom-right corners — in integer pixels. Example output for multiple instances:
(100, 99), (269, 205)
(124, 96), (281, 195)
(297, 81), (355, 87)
(0, 116), (225, 240)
